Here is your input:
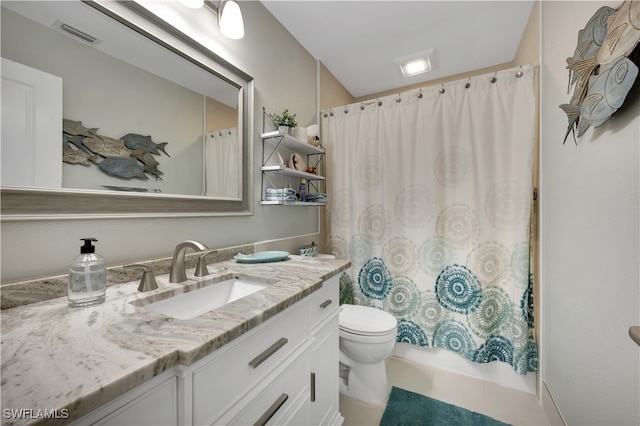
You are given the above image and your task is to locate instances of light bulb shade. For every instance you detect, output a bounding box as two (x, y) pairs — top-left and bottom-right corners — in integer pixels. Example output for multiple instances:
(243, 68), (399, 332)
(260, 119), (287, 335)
(178, 0), (204, 9)
(219, 0), (244, 39)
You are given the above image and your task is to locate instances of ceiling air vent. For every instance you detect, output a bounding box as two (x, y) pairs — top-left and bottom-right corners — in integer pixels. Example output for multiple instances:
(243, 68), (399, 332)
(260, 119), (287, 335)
(53, 20), (101, 45)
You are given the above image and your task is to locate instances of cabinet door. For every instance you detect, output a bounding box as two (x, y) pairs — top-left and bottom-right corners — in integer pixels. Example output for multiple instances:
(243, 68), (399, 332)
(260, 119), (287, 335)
(310, 316), (341, 425)
(73, 373), (179, 426)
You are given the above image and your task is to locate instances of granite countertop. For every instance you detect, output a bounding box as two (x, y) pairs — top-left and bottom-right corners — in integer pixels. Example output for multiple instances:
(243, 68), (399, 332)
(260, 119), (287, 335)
(0, 254), (350, 425)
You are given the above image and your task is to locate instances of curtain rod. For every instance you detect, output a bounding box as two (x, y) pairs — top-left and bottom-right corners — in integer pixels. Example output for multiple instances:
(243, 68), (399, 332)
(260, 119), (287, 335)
(321, 63), (539, 115)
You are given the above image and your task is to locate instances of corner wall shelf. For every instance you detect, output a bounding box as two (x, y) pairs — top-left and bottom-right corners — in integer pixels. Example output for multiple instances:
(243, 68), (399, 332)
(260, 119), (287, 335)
(260, 108), (327, 206)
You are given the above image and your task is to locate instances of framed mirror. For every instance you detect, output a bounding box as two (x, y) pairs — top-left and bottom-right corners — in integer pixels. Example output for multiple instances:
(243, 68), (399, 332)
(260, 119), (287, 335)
(0, 0), (254, 219)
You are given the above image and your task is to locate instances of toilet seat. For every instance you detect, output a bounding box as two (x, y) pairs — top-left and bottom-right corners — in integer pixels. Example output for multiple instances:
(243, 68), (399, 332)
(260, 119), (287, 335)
(339, 304), (397, 336)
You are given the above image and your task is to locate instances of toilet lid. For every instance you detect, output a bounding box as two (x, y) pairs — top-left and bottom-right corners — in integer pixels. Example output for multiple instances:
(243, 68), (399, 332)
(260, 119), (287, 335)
(339, 304), (397, 335)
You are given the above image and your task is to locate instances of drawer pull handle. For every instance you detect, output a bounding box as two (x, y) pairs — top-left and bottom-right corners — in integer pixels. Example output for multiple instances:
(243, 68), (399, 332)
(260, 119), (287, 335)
(311, 372), (316, 402)
(320, 299), (332, 309)
(254, 393), (288, 426)
(249, 338), (288, 369)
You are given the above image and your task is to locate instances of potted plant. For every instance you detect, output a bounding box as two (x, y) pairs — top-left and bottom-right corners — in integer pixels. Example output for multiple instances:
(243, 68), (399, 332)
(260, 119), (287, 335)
(269, 108), (298, 135)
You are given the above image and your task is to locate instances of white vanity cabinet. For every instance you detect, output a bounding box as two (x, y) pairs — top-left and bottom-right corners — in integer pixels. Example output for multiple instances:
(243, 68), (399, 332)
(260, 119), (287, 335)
(308, 275), (343, 425)
(70, 370), (179, 426)
(72, 275), (343, 426)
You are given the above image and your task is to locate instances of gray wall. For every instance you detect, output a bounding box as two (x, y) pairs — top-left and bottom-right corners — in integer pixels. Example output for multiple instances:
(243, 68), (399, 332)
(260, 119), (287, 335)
(541, 1), (640, 424)
(1, 1), (320, 282)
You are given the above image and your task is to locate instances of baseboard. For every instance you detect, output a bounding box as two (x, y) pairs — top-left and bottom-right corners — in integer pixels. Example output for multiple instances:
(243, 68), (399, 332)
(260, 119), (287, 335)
(541, 381), (566, 425)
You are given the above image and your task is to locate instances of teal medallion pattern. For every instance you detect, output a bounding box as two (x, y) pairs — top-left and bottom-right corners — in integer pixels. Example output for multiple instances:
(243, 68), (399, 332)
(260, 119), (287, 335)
(474, 335), (514, 364)
(397, 319), (429, 346)
(419, 237), (456, 276)
(433, 320), (476, 358)
(468, 286), (512, 338)
(383, 276), (420, 317)
(435, 264), (482, 314)
(412, 291), (450, 333)
(382, 237), (418, 276)
(358, 257), (393, 300)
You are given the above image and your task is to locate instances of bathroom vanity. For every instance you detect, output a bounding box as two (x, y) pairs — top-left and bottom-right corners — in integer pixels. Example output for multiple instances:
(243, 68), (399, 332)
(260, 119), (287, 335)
(0, 254), (349, 425)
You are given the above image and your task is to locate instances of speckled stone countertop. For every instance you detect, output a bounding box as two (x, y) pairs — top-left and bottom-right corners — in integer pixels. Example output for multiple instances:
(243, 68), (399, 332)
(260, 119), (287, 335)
(0, 251), (350, 425)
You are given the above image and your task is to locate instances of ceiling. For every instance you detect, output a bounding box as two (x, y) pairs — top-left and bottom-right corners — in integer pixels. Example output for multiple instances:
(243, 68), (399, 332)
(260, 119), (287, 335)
(260, 1), (534, 98)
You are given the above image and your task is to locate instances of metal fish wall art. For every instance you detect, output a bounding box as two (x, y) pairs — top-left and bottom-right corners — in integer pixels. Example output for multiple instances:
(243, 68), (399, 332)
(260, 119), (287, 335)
(62, 119), (170, 182)
(98, 157), (148, 180)
(121, 133), (170, 157)
(566, 6), (616, 104)
(560, 56), (638, 138)
(561, 0), (640, 143)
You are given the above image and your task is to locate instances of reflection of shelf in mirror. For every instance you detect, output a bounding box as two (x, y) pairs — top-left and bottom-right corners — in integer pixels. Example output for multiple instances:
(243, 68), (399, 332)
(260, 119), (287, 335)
(261, 165), (325, 180)
(260, 131), (325, 155)
(260, 200), (327, 206)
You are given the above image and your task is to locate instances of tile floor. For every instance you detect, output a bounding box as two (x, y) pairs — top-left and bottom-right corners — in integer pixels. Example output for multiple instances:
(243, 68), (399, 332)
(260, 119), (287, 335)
(339, 356), (550, 426)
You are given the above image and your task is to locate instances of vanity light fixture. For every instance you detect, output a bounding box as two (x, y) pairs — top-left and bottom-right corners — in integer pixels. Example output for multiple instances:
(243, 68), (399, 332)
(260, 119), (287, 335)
(394, 48), (436, 78)
(218, 0), (244, 39)
(203, 0), (245, 39)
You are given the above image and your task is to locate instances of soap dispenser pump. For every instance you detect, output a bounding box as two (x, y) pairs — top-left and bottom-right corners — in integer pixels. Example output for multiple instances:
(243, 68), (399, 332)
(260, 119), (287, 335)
(68, 238), (106, 308)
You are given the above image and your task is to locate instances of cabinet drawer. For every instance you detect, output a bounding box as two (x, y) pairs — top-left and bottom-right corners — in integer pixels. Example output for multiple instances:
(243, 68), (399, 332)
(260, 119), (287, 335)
(192, 300), (309, 425)
(309, 275), (339, 329)
(232, 350), (310, 426)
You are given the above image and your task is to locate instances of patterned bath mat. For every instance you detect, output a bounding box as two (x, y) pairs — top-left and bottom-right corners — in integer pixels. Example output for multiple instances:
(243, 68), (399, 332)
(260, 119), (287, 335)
(380, 386), (511, 426)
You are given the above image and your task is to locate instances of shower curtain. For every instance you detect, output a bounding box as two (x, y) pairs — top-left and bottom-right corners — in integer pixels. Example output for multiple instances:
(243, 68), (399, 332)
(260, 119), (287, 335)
(205, 127), (240, 198)
(322, 65), (537, 374)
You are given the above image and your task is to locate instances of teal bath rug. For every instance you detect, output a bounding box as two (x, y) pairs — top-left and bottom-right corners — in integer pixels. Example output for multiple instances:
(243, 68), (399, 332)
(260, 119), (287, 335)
(380, 386), (511, 426)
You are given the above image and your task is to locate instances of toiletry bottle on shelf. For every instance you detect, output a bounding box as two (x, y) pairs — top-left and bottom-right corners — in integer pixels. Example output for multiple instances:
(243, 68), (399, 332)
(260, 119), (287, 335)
(299, 179), (307, 202)
(68, 238), (106, 308)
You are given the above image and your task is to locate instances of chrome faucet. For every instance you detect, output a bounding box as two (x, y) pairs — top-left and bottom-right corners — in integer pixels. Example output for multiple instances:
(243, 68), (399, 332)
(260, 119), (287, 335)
(169, 240), (209, 283)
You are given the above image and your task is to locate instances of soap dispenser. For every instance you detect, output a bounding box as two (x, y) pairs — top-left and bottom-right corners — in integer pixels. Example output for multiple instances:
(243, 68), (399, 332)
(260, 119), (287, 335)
(68, 238), (106, 308)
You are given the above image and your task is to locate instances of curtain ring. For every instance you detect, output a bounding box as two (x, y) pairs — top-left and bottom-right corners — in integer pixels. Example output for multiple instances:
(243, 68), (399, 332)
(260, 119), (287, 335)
(360, 103), (365, 110)
(323, 112), (328, 118)
(465, 77), (471, 89)
(490, 72), (497, 83)
(439, 84), (445, 94)
(377, 99), (383, 106)
(344, 106), (349, 114)
(396, 93), (401, 103)
(516, 66), (523, 78)
(329, 110), (334, 117)
(417, 89), (423, 99)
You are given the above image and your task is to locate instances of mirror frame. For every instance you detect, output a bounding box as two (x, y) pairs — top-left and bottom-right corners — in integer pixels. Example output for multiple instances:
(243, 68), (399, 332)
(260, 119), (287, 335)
(0, 0), (254, 221)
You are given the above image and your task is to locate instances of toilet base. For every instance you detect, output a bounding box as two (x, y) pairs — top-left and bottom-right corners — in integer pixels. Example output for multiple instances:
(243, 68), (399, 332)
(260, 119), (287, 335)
(339, 360), (389, 404)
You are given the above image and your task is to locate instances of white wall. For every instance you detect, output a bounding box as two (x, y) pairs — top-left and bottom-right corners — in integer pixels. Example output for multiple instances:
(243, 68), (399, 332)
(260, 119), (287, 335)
(0, 1), (320, 282)
(540, 2), (640, 424)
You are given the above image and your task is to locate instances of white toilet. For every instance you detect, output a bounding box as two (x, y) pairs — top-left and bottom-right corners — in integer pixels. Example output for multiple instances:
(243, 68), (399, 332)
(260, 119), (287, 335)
(338, 304), (398, 404)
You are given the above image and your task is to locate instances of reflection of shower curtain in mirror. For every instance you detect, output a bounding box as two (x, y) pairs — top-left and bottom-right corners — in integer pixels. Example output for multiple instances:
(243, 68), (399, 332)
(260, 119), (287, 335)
(322, 65), (537, 374)
(205, 128), (239, 198)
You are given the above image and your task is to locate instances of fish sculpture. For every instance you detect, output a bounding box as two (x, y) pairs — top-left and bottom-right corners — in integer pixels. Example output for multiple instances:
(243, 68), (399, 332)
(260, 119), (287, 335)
(82, 135), (132, 158)
(121, 133), (170, 157)
(129, 149), (160, 167)
(63, 119), (99, 137)
(560, 56), (638, 139)
(62, 148), (97, 166)
(98, 157), (148, 180)
(568, 0), (640, 103)
(566, 6), (616, 103)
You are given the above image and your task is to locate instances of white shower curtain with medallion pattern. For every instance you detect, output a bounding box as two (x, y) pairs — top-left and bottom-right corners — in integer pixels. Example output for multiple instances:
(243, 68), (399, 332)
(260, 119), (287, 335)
(322, 65), (537, 374)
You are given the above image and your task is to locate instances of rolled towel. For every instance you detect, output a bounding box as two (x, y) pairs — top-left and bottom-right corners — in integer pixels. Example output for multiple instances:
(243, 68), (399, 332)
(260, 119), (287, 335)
(265, 195), (297, 202)
(266, 187), (296, 196)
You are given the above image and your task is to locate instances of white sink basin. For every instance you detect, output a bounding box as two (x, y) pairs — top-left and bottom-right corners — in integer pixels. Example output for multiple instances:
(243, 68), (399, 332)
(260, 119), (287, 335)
(144, 278), (268, 320)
